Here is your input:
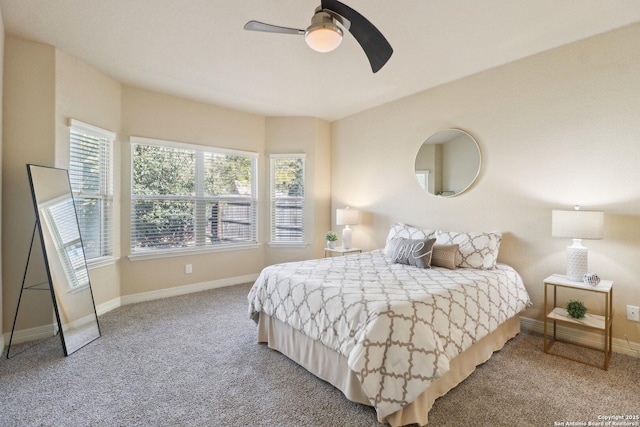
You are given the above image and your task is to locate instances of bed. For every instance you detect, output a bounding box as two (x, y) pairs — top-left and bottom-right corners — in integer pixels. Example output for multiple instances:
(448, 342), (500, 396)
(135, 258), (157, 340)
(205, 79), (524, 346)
(248, 224), (531, 426)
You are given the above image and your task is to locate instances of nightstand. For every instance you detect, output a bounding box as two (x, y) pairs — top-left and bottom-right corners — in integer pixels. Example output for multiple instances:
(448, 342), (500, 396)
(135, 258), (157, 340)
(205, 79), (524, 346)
(324, 247), (362, 257)
(543, 274), (613, 370)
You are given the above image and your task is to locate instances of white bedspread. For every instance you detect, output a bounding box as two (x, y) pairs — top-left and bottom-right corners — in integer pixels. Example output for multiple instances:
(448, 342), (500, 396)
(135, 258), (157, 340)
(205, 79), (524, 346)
(248, 250), (531, 420)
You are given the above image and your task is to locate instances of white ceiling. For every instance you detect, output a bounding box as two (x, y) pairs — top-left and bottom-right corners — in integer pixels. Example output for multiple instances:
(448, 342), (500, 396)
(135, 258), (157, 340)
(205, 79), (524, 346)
(1, 1), (640, 121)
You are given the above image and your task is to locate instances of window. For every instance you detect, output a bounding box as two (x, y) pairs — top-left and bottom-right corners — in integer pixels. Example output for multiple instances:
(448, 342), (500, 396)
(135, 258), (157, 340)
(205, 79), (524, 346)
(130, 137), (258, 256)
(270, 154), (305, 245)
(69, 119), (114, 264)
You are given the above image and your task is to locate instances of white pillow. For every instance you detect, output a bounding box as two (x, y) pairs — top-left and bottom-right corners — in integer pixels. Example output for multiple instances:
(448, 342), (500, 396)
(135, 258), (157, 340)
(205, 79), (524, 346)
(435, 230), (502, 269)
(384, 223), (437, 257)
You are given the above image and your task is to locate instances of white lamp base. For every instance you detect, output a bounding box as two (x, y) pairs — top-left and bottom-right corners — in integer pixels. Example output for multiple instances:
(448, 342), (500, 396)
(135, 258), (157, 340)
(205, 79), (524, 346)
(566, 239), (588, 281)
(342, 225), (352, 250)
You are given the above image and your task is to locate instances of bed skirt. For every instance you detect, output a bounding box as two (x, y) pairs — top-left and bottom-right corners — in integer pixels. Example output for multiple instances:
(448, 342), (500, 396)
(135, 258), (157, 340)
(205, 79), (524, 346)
(257, 313), (521, 427)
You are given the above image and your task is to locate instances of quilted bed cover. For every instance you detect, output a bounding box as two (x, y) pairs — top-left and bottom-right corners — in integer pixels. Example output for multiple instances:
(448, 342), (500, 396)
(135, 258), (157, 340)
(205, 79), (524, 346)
(248, 250), (531, 420)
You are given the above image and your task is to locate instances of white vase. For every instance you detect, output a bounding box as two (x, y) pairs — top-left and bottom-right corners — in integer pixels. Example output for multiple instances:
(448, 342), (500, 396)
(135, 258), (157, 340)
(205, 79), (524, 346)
(327, 241), (335, 249)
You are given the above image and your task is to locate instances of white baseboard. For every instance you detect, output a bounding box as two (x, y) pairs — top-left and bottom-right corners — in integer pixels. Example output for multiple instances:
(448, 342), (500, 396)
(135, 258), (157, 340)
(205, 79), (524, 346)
(520, 316), (640, 359)
(120, 274), (259, 306)
(96, 297), (121, 316)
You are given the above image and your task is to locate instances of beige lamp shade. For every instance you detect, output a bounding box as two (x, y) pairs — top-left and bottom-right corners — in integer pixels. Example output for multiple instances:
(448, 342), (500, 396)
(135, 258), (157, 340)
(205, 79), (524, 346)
(551, 210), (604, 239)
(336, 208), (361, 226)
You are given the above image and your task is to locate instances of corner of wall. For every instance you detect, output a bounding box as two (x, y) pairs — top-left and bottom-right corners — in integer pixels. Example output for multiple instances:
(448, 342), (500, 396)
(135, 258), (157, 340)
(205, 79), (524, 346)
(1, 5), (7, 351)
(264, 116), (332, 264)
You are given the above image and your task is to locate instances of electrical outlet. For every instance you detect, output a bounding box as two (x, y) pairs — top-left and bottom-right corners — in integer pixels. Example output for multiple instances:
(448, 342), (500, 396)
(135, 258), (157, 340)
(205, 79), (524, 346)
(185, 264), (192, 274)
(627, 305), (640, 322)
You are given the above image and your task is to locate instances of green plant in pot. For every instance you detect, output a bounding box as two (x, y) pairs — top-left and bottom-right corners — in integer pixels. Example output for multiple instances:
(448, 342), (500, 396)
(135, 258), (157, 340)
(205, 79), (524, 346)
(326, 231), (338, 249)
(566, 300), (587, 319)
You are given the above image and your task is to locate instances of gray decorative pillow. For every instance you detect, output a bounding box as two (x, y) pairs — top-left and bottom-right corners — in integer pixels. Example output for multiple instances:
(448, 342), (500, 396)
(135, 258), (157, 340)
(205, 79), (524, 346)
(391, 238), (436, 269)
(431, 244), (459, 270)
(384, 223), (436, 257)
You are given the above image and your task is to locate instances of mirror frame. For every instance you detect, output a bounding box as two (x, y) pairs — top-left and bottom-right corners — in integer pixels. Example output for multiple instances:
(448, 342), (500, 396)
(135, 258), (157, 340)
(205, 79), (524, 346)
(414, 128), (481, 197)
(27, 164), (101, 356)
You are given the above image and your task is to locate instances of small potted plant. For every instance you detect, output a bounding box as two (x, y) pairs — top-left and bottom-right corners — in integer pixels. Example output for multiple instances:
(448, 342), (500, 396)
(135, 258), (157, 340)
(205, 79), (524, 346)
(325, 231), (338, 249)
(566, 300), (587, 319)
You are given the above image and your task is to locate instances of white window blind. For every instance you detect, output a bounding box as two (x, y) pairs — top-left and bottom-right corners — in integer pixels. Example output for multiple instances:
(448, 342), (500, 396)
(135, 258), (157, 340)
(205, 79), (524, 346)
(270, 154), (305, 244)
(43, 198), (90, 291)
(130, 137), (258, 255)
(69, 119), (114, 263)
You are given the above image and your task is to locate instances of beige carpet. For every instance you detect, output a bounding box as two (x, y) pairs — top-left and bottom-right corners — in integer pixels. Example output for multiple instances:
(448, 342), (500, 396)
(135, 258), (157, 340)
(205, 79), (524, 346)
(1, 282), (638, 426)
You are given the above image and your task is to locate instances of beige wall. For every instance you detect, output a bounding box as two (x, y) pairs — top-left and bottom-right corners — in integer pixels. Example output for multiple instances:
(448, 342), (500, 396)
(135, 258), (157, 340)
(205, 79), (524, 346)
(118, 96), (331, 296)
(119, 86), (267, 296)
(1, 38), (331, 335)
(54, 49), (122, 307)
(265, 117), (331, 265)
(331, 23), (640, 343)
(2, 38), (123, 337)
(2, 38), (56, 331)
(0, 6), (4, 349)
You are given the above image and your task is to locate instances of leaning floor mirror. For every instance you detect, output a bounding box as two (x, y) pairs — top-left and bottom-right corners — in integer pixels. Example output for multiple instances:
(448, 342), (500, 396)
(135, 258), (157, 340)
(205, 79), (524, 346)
(26, 164), (101, 355)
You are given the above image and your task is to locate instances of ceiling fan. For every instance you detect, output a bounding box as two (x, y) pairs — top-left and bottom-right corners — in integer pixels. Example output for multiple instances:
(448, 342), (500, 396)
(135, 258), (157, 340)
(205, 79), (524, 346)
(243, 0), (393, 73)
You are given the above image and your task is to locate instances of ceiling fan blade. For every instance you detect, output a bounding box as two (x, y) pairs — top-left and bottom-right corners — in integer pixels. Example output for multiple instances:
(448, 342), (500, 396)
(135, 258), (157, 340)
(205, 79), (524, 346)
(321, 0), (393, 73)
(243, 21), (305, 35)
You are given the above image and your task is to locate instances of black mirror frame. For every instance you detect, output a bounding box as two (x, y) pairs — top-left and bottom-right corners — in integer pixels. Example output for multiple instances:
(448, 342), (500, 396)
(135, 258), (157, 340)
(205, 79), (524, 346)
(25, 164), (101, 356)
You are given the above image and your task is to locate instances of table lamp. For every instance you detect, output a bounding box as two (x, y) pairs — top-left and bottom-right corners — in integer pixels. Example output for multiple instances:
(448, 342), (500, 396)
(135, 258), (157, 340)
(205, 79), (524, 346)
(552, 206), (604, 281)
(336, 207), (360, 250)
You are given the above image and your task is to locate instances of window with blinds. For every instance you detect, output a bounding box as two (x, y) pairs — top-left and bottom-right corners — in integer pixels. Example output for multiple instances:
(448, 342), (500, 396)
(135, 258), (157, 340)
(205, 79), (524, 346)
(130, 137), (258, 255)
(69, 119), (114, 263)
(270, 154), (305, 245)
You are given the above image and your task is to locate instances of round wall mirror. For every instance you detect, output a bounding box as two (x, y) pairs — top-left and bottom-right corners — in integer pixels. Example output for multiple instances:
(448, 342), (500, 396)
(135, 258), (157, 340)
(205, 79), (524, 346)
(414, 129), (481, 197)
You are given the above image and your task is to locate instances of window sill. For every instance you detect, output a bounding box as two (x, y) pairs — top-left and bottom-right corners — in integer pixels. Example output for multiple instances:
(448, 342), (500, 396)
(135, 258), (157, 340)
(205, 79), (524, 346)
(128, 243), (261, 261)
(268, 241), (308, 248)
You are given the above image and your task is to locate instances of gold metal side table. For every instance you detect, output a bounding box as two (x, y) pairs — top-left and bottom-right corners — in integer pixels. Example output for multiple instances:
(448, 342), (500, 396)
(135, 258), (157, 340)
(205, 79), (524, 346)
(543, 274), (613, 370)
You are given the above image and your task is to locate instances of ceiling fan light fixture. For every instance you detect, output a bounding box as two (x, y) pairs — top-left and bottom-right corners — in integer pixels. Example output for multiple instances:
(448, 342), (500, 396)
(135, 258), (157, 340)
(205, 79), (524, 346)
(305, 12), (343, 53)
(244, 1), (392, 72)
